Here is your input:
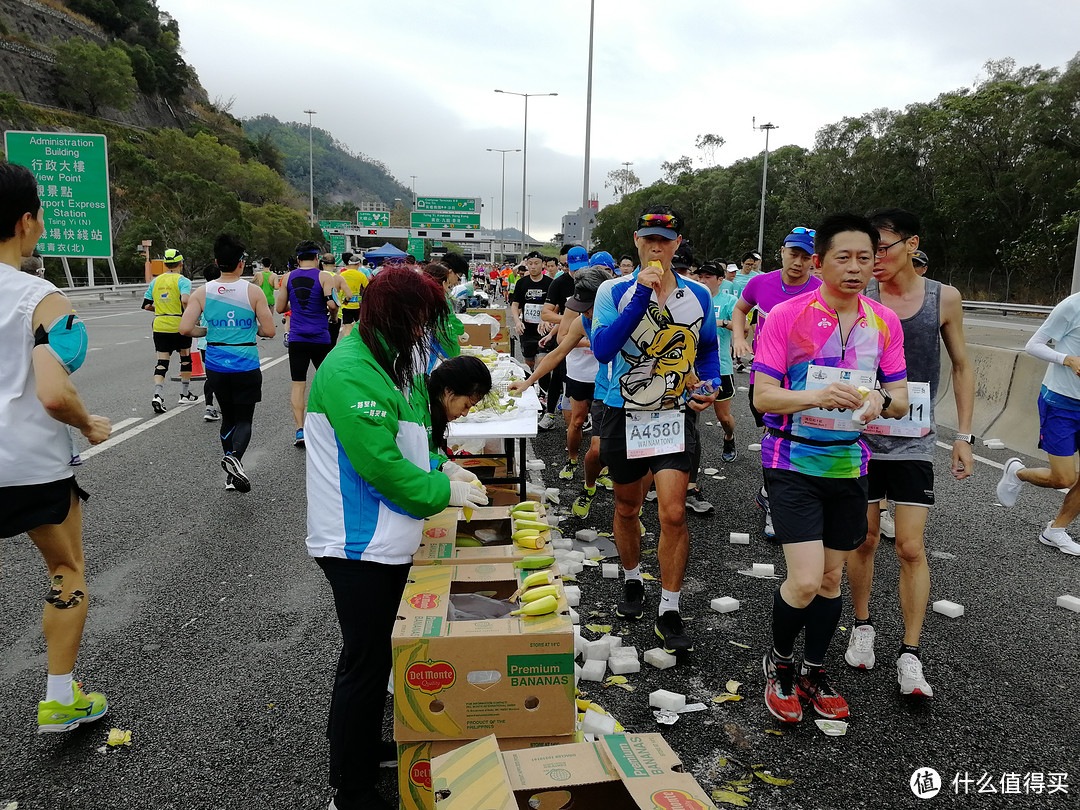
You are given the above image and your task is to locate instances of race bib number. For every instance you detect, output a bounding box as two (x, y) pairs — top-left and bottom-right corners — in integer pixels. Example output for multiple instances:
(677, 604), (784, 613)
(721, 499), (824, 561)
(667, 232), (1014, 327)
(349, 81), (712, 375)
(625, 409), (684, 458)
(864, 382), (932, 437)
(523, 302), (543, 324)
(801, 364), (877, 432)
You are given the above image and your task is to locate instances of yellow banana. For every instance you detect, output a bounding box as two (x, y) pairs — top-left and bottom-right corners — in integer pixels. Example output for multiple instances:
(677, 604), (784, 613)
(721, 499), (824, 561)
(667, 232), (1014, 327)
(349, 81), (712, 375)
(511, 529), (541, 542)
(521, 585), (558, 603)
(514, 534), (546, 550)
(510, 594), (558, 616)
(512, 518), (550, 532)
(520, 570), (555, 589)
(511, 502), (540, 513)
(455, 536), (483, 547)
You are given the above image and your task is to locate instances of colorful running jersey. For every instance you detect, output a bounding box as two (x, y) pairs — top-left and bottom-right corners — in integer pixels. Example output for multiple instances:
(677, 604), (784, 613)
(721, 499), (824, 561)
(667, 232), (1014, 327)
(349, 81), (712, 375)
(751, 288), (907, 479)
(712, 291), (736, 376)
(204, 280), (260, 372)
(591, 271), (721, 410)
(287, 266), (330, 344)
(143, 272), (191, 333)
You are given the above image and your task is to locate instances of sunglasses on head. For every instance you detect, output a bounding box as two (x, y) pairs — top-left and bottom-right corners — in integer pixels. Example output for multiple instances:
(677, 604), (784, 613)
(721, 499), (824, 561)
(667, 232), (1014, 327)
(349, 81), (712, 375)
(789, 227), (816, 236)
(640, 214), (677, 225)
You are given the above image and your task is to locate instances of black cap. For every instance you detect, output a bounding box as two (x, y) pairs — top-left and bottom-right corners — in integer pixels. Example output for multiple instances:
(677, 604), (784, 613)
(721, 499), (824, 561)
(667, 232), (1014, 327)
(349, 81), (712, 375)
(671, 244), (694, 269)
(565, 266), (613, 312)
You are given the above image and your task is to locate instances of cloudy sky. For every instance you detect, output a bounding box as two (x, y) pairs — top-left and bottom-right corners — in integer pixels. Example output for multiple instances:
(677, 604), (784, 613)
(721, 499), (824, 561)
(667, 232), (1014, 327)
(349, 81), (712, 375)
(164, 0), (1080, 241)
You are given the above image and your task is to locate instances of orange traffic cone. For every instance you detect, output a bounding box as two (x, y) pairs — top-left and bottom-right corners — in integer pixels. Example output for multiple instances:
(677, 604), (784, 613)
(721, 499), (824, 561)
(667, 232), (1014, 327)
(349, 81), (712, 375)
(171, 350), (207, 382)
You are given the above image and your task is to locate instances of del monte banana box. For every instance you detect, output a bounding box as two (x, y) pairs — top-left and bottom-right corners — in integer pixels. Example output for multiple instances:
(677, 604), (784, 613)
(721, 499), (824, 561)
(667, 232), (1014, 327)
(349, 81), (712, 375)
(415, 505), (554, 566)
(393, 563), (575, 742)
(431, 733), (720, 810)
(397, 733), (578, 810)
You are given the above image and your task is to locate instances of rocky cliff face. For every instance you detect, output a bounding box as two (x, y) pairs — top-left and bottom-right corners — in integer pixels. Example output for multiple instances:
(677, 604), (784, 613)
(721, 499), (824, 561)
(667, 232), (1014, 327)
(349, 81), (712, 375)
(0, 0), (195, 130)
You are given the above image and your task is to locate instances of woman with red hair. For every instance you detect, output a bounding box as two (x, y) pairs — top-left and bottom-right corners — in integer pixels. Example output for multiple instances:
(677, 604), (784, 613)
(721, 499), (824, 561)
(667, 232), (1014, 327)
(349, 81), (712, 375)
(304, 267), (488, 810)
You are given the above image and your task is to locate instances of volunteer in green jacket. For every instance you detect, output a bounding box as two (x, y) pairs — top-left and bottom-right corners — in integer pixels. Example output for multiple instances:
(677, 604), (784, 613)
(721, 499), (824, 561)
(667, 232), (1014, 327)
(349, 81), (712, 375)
(305, 267), (488, 810)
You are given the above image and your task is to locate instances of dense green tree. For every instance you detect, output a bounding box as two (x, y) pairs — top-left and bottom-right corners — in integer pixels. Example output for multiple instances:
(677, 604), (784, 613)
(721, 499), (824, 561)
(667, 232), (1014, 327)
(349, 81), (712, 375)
(53, 38), (137, 115)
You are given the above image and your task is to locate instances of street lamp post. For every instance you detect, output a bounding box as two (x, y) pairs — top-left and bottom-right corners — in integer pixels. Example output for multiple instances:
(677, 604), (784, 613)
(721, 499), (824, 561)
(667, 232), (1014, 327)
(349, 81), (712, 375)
(410, 175), (417, 205)
(755, 120), (779, 256)
(581, 0), (596, 248)
(304, 109), (317, 226)
(495, 89), (557, 257)
(487, 148), (520, 264)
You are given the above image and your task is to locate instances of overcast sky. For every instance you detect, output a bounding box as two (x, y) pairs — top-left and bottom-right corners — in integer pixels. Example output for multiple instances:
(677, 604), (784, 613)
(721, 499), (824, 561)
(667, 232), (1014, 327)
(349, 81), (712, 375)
(164, 0), (1080, 242)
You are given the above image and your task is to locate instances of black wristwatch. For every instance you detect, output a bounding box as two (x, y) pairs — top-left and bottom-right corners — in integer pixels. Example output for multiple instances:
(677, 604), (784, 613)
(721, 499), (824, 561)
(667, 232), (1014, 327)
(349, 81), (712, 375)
(879, 387), (893, 412)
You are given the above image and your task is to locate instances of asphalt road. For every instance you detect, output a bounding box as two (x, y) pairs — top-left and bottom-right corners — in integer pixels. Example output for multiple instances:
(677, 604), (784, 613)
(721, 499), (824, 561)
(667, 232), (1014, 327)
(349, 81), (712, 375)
(1, 296), (1076, 809)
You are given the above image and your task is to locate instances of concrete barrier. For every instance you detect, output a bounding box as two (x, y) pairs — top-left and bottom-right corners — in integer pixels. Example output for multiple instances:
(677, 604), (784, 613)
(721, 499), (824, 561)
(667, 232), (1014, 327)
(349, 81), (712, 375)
(935, 344), (1017, 436)
(982, 352), (1046, 460)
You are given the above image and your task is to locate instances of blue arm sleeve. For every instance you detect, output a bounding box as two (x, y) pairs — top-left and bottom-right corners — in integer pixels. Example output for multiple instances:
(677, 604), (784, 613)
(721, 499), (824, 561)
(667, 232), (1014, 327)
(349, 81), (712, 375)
(693, 286), (722, 381)
(591, 281), (652, 363)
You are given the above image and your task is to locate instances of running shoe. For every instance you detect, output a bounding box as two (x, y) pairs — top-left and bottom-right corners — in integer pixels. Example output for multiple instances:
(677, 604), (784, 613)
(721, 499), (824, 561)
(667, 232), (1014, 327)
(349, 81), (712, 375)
(762, 651), (802, 723)
(538, 413), (556, 431)
(558, 459), (577, 480)
(645, 488), (658, 502)
(654, 610), (693, 654)
(37, 682), (108, 733)
(615, 579), (645, 620)
(685, 487), (714, 515)
(756, 486), (776, 539)
(596, 470), (614, 491)
(639, 519), (646, 537)
(1039, 522), (1080, 555)
(203, 407), (221, 422)
(69, 454), (82, 467)
(996, 457), (1024, 507)
(722, 437), (738, 462)
(151, 394), (166, 414)
(283, 332), (289, 348)
(294, 428), (305, 448)
(177, 392), (199, 405)
(844, 624), (877, 670)
(225, 475), (236, 492)
(221, 453), (251, 493)
(795, 666), (849, 719)
(896, 653), (934, 697)
(572, 486), (596, 518)
(581, 414), (593, 433)
(879, 506), (895, 540)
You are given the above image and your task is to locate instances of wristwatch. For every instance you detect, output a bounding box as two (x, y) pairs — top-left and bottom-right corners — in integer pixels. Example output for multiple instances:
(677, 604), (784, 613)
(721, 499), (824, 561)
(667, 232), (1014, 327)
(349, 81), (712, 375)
(879, 387), (893, 412)
(955, 433), (975, 444)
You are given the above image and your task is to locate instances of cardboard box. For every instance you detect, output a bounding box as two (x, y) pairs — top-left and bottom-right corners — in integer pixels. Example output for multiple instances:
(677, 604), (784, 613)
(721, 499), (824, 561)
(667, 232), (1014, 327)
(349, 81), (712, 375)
(467, 307), (507, 327)
(398, 734), (578, 810)
(393, 563), (575, 743)
(431, 734), (719, 810)
(415, 506), (554, 566)
(462, 323), (495, 349)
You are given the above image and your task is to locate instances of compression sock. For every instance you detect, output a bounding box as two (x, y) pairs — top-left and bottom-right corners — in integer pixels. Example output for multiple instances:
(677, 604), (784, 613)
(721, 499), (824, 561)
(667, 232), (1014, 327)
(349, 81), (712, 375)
(771, 589), (809, 660)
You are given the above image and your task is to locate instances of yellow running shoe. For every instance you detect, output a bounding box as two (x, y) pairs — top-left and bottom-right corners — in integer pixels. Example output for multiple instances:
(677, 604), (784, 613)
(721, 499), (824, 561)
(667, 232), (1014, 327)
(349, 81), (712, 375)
(38, 682), (108, 733)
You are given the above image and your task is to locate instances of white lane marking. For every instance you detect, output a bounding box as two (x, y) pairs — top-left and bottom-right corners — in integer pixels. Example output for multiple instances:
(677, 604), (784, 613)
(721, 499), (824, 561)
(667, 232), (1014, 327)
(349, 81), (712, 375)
(116, 340), (139, 346)
(80, 400), (202, 460)
(111, 417), (142, 433)
(81, 311), (142, 321)
(936, 440), (1005, 471)
(80, 353), (289, 460)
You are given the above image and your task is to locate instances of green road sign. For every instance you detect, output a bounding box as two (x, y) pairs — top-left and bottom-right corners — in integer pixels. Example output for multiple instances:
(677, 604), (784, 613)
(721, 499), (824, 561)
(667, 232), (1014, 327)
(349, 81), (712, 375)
(5, 131), (112, 258)
(356, 211), (390, 227)
(407, 237), (425, 260)
(318, 219), (352, 230)
(415, 196), (480, 213)
(410, 212), (481, 230)
(329, 233), (346, 257)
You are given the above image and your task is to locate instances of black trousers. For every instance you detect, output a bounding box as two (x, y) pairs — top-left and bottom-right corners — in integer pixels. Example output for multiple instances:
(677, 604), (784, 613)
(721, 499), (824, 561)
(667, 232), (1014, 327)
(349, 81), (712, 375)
(316, 557), (411, 792)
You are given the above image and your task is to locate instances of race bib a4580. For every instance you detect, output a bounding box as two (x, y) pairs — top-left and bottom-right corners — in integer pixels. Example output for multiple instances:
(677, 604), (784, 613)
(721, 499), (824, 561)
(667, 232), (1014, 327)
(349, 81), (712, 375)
(625, 409), (684, 458)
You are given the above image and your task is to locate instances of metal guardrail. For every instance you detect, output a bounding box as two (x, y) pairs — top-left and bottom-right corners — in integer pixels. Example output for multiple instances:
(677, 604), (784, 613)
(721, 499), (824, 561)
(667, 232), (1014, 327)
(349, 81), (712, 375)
(961, 300), (1053, 316)
(63, 281), (205, 302)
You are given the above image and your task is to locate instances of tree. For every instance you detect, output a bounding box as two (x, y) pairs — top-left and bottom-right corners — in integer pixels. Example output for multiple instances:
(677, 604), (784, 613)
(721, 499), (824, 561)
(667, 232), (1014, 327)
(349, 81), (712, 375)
(660, 156), (693, 184)
(53, 38), (137, 115)
(695, 133), (726, 166)
(604, 167), (642, 199)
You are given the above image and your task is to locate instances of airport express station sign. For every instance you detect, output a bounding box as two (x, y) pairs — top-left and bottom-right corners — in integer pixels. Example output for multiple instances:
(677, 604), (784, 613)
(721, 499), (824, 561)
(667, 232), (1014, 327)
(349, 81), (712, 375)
(5, 131), (112, 258)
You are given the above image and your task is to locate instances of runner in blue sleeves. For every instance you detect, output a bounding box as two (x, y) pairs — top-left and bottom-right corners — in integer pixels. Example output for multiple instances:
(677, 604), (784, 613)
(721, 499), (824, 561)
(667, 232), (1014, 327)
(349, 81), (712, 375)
(590, 204), (721, 655)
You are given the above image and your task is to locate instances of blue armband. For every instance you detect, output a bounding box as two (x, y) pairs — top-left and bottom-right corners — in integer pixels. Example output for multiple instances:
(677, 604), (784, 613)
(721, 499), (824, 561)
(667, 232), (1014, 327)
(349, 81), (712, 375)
(34, 314), (89, 374)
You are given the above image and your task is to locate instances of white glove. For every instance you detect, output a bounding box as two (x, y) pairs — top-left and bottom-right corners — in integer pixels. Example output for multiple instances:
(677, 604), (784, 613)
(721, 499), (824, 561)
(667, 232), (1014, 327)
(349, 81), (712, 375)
(449, 480), (489, 507)
(442, 460), (479, 483)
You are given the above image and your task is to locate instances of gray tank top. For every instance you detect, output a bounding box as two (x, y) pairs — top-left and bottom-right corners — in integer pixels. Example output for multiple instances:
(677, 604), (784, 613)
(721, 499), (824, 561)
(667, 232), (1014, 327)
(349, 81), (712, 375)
(864, 278), (942, 461)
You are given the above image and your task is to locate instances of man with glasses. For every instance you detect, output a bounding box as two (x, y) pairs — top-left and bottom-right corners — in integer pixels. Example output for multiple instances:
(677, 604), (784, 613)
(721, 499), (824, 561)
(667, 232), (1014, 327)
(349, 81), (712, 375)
(618, 255), (636, 276)
(180, 234), (276, 491)
(733, 228), (822, 538)
(275, 241), (348, 447)
(844, 209), (973, 699)
(591, 204), (721, 656)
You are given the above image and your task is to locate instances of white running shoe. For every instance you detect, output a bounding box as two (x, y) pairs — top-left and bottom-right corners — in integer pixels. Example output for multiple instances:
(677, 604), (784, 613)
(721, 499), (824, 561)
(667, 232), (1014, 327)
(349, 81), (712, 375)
(538, 413), (556, 431)
(1039, 522), (1080, 556)
(844, 624), (877, 670)
(879, 505), (895, 540)
(897, 652), (933, 697)
(995, 457), (1024, 507)
(177, 392), (199, 405)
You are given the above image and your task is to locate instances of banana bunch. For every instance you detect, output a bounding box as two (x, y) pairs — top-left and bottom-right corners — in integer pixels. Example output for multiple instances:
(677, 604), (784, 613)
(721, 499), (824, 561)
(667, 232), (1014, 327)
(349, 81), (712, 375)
(508, 567), (561, 617)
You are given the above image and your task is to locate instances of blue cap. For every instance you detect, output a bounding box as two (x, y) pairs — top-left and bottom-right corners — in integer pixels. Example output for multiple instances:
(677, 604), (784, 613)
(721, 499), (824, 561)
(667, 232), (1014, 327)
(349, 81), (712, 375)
(566, 246), (589, 271)
(589, 251), (616, 269)
(783, 227), (816, 255)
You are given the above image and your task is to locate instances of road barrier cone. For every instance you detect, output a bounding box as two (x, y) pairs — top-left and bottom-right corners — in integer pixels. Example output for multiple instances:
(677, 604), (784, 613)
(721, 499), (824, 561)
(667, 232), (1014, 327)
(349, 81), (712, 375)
(171, 349), (207, 382)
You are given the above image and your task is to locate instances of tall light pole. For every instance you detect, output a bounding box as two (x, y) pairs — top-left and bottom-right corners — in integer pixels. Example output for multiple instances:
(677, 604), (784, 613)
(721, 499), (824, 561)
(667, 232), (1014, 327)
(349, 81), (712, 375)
(581, 0), (596, 248)
(410, 175), (417, 205)
(495, 89), (557, 257)
(487, 148), (520, 264)
(304, 109), (317, 225)
(755, 120), (779, 256)
(621, 161), (634, 198)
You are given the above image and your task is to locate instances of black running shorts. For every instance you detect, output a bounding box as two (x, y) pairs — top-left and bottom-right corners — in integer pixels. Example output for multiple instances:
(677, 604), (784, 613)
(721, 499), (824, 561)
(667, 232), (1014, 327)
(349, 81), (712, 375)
(153, 332), (193, 353)
(867, 459), (934, 507)
(0, 477), (87, 539)
(599, 406), (699, 485)
(764, 468), (869, 551)
(289, 341), (332, 382)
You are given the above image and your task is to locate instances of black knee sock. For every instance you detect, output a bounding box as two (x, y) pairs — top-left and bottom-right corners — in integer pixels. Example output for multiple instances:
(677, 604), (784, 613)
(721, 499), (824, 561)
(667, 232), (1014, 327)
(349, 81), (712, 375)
(771, 590), (808, 659)
(803, 594), (843, 666)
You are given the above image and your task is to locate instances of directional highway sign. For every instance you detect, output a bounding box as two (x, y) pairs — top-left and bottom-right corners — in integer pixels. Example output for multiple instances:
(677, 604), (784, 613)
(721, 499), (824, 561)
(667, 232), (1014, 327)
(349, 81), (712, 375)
(410, 212), (481, 230)
(415, 196), (480, 213)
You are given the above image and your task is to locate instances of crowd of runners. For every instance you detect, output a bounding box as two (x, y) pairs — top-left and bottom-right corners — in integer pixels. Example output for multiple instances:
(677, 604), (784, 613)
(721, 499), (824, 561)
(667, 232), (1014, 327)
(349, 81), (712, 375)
(6, 154), (1080, 807)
